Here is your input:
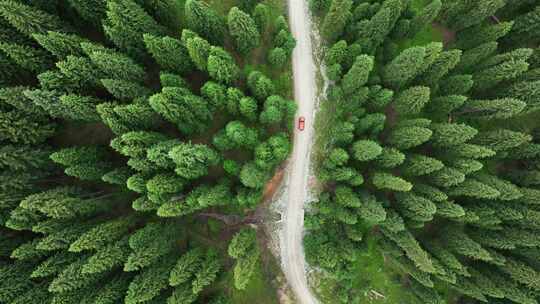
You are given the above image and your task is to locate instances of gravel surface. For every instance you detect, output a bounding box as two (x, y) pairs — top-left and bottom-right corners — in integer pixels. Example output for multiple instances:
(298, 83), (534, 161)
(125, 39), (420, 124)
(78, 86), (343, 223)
(279, 1), (320, 303)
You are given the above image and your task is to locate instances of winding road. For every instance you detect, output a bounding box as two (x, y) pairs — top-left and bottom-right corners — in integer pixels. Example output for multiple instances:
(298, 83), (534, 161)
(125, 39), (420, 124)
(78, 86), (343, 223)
(281, 0), (319, 303)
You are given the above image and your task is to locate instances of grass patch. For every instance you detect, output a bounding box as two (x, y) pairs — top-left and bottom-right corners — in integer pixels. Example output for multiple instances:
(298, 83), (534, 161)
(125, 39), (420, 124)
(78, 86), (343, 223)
(207, 228), (281, 304)
(314, 234), (419, 304)
(396, 0), (444, 51)
(397, 25), (444, 50)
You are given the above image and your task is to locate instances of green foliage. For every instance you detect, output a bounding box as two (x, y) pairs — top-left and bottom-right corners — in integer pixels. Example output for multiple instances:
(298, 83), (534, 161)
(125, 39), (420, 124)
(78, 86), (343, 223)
(186, 36), (211, 71)
(342, 55), (374, 96)
(103, 0), (166, 58)
(169, 142), (220, 180)
(321, 0), (353, 43)
(207, 46), (239, 85)
(372, 172), (412, 192)
(184, 0), (225, 44)
(144, 34), (192, 75)
(228, 228), (260, 290)
(0, 0), (70, 37)
(351, 139), (383, 161)
(149, 87), (211, 134)
(227, 7), (260, 55)
(33, 31), (87, 59)
(408, 0), (442, 37)
(387, 126), (432, 150)
(393, 86), (431, 115)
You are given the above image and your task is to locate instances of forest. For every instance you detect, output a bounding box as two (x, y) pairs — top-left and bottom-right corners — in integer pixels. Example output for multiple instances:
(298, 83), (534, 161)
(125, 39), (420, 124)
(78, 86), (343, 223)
(305, 0), (540, 303)
(0, 0), (296, 303)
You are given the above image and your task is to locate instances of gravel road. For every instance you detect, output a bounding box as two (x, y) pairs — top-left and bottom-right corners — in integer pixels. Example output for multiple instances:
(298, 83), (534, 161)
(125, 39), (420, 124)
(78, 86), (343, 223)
(281, 0), (319, 303)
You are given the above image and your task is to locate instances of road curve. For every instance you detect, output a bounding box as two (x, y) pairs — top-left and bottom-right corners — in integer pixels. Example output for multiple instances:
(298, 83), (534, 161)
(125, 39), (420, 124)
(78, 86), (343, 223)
(282, 0), (319, 303)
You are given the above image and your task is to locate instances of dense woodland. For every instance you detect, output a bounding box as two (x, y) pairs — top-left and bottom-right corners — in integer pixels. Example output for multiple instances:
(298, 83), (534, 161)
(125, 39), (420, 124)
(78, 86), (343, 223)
(0, 0), (296, 303)
(305, 0), (540, 303)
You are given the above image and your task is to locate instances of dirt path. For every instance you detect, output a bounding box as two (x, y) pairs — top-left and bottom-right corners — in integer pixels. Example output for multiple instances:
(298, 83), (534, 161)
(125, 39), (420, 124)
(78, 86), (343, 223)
(280, 0), (319, 303)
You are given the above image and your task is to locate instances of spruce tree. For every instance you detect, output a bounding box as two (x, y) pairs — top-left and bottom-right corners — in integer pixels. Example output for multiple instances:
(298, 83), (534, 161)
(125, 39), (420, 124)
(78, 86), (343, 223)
(184, 0), (225, 44)
(321, 0), (352, 43)
(227, 7), (260, 55)
(143, 34), (192, 75)
(0, 0), (71, 37)
(103, 0), (166, 58)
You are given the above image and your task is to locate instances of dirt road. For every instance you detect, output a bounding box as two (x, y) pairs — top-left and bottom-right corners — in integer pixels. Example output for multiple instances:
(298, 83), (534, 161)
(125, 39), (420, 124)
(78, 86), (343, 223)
(281, 0), (319, 303)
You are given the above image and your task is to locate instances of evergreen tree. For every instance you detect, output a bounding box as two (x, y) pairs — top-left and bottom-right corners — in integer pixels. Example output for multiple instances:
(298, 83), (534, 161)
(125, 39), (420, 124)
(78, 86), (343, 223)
(124, 222), (177, 272)
(429, 123), (478, 148)
(408, 0), (442, 37)
(207, 47), (239, 85)
(472, 59), (529, 92)
(227, 7), (260, 55)
(0, 0), (71, 37)
(342, 55), (374, 96)
(103, 0), (166, 58)
(66, 0), (107, 25)
(372, 172), (412, 192)
(321, 0), (353, 43)
(247, 71), (275, 101)
(149, 87), (211, 134)
(402, 154), (444, 176)
(88, 50), (146, 83)
(143, 34), (193, 75)
(351, 140), (383, 161)
(461, 98), (526, 119)
(169, 143), (220, 179)
(0, 42), (53, 73)
(33, 31), (87, 59)
(454, 21), (514, 51)
(383, 46), (427, 89)
(186, 36), (211, 71)
(125, 254), (177, 304)
(253, 3), (270, 32)
(184, 0), (225, 44)
(357, 0), (406, 52)
(393, 86), (431, 115)
(441, 0), (507, 31)
(0, 110), (55, 144)
(387, 126), (432, 150)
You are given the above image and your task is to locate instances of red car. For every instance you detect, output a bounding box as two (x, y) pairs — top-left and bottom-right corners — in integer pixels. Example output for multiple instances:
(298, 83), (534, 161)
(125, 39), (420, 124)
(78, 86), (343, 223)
(298, 116), (305, 131)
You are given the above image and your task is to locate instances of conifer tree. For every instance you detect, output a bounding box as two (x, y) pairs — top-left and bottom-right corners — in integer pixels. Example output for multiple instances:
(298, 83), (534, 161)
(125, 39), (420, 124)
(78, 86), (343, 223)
(383, 46), (427, 89)
(143, 34), (192, 75)
(321, 0), (352, 43)
(66, 0), (107, 25)
(0, 0), (71, 37)
(186, 36), (211, 71)
(372, 172), (412, 192)
(207, 46), (239, 85)
(184, 0), (225, 44)
(0, 42), (53, 73)
(387, 126), (432, 150)
(408, 0), (442, 37)
(227, 7), (260, 55)
(393, 86), (431, 115)
(149, 87), (211, 134)
(342, 55), (374, 96)
(169, 143), (220, 180)
(125, 254), (177, 304)
(103, 0), (166, 58)
(351, 140), (383, 161)
(357, 0), (406, 52)
(457, 23), (511, 51)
